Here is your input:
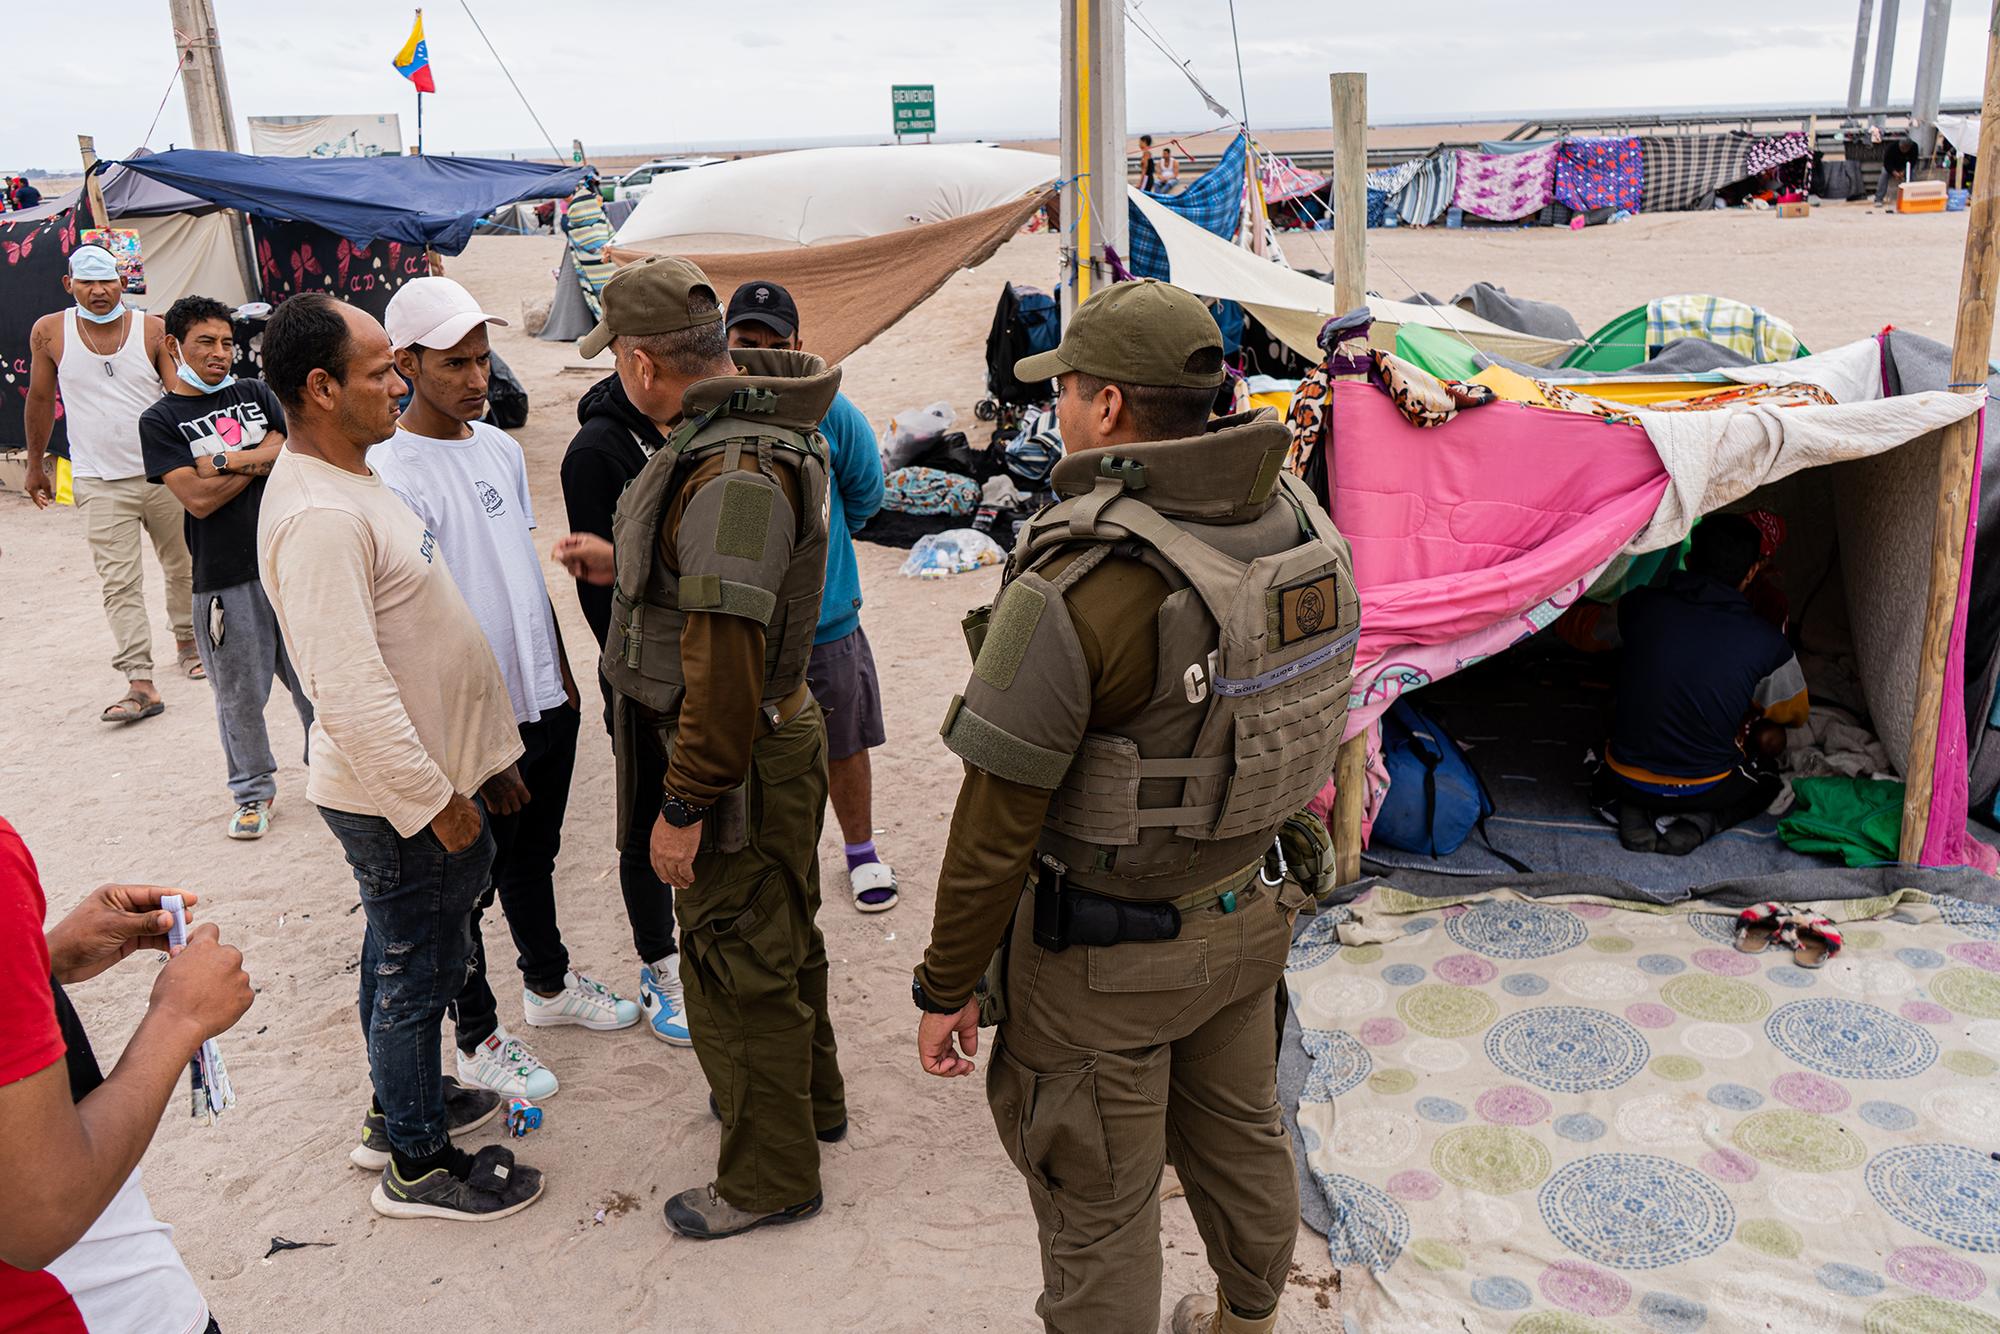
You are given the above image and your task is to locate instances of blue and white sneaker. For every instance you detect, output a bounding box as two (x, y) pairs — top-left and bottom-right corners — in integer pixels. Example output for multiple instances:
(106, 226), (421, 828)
(641, 955), (692, 1047)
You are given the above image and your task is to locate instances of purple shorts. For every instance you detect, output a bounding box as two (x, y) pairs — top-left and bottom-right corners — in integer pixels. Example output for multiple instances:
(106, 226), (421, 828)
(806, 627), (886, 761)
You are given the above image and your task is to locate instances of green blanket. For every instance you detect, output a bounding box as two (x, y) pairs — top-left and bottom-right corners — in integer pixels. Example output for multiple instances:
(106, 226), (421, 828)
(1779, 776), (1906, 867)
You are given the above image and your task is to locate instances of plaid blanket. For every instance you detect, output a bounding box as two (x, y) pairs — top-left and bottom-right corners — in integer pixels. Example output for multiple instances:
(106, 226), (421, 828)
(1645, 294), (1803, 363)
(1639, 132), (1756, 212)
(1125, 133), (1246, 279)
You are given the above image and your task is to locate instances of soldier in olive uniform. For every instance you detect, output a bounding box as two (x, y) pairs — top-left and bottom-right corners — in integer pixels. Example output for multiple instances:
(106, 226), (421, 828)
(915, 281), (1359, 1334)
(557, 257), (848, 1240)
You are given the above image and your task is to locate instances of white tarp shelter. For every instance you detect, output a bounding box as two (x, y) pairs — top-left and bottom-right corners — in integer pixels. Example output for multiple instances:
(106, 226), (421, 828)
(615, 144), (1059, 248)
(1125, 188), (1577, 367)
(247, 114), (403, 158)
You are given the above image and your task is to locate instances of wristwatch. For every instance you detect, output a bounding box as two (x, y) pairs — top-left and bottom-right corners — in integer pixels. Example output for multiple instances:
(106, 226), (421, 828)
(911, 974), (964, 1014)
(658, 789), (708, 828)
(211, 453), (230, 474)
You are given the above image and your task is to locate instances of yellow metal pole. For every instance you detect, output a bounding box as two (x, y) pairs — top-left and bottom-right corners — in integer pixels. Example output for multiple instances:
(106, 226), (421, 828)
(1075, 0), (1093, 307)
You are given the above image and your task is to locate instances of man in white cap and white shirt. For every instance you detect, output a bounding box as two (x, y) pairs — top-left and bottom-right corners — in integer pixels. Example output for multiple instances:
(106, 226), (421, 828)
(23, 244), (199, 723)
(370, 276), (639, 1109)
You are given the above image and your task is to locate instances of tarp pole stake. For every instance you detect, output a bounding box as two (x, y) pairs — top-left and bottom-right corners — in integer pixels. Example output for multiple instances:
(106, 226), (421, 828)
(1329, 71), (1370, 887)
(1899, 0), (2000, 863)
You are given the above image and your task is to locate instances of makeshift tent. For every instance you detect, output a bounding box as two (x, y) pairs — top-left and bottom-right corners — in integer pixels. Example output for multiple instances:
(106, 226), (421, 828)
(1286, 328), (1991, 875)
(540, 190), (1054, 362)
(1364, 128), (1814, 225)
(544, 144), (1058, 362)
(1565, 297), (1808, 372)
(1124, 187), (1578, 367)
(614, 144), (1057, 248)
(114, 149), (585, 253)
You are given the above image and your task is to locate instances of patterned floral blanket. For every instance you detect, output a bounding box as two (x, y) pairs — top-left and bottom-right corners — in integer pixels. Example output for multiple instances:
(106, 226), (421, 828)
(1454, 144), (1560, 222)
(1288, 886), (2000, 1333)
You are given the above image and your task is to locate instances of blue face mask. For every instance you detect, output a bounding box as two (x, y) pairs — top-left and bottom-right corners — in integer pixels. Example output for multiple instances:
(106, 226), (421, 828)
(76, 300), (126, 325)
(176, 358), (236, 394)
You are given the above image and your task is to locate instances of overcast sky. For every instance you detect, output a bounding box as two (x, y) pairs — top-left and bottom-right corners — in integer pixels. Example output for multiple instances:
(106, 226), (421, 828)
(8, 0), (1992, 169)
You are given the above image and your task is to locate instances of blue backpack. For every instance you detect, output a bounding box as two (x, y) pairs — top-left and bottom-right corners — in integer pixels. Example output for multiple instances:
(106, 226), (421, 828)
(1373, 699), (1495, 858)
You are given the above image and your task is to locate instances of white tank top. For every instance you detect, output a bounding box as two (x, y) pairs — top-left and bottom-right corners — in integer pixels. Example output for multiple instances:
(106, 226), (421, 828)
(58, 306), (162, 480)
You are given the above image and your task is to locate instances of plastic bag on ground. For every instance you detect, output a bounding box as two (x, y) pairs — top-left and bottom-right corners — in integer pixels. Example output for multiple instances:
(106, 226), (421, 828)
(882, 401), (958, 468)
(899, 529), (1006, 579)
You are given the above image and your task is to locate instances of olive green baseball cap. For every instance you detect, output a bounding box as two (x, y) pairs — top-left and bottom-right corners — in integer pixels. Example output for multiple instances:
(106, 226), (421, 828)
(1015, 279), (1225, 390)
(578, 255), (723, 359)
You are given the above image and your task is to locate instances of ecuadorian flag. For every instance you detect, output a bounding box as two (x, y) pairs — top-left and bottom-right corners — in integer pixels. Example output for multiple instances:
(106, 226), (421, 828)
(393, 10), (435, 93)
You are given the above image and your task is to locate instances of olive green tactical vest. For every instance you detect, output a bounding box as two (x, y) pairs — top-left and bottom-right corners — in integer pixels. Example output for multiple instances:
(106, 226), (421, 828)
(601, 351), (836, 718)
(983, 413), (1359, 899)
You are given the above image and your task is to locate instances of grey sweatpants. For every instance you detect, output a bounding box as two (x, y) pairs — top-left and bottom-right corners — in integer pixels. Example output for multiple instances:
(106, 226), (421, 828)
(192, 579), (313, 805)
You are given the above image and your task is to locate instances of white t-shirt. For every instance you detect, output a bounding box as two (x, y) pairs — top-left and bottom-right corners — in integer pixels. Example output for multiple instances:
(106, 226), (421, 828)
(1, 1169), (208, 1334)
(371, 422), (568, 726)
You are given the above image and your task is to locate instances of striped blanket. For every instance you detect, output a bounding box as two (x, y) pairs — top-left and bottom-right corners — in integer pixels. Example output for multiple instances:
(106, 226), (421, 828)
(1638, 132), (1756, 213)
(1394, 152), (1458, 227)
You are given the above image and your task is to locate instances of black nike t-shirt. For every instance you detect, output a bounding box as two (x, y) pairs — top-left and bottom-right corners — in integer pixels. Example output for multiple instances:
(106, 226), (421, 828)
(140, 379), (286, 593)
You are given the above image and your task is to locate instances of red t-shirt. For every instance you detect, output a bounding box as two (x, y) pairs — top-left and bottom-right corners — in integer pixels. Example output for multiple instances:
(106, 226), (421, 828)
(0, 817), (209, 1334)
(0, 819), (64, 1087)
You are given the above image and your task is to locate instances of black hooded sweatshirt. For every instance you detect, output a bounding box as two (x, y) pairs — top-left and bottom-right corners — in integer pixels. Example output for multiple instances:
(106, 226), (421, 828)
(561, 372), (667, 649)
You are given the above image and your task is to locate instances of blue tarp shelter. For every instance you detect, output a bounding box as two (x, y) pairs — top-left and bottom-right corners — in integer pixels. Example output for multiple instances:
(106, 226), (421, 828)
(110, 150), (585, 254)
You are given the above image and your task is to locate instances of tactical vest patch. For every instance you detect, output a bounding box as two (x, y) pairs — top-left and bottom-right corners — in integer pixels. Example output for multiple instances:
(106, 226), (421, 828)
(1274, 574), (1341, 646)
(974, 583), (1046, 691)
(715, 478), (774, 560)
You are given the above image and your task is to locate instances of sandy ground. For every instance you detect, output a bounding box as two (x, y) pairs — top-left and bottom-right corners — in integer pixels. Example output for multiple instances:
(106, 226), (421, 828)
(0, 200), (1982, 1333)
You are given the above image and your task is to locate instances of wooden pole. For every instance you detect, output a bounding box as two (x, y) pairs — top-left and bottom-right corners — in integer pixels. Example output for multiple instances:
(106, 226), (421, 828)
(1899, 0), (2000, 863)
(77, 136), (111, 231)
(1328, 72), (1369, 885)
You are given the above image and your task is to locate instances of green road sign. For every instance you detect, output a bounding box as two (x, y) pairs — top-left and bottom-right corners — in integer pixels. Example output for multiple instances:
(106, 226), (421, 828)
(892, 84), (936, 136)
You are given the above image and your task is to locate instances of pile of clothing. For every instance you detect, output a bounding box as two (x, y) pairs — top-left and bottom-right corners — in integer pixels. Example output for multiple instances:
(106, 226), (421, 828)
(860, 406), (1064, 549)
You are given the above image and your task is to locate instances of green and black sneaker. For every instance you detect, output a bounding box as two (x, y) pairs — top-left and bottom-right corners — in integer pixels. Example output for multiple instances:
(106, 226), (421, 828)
(349, 1077), (503, 1169)
(371, 1145), (544, 1222)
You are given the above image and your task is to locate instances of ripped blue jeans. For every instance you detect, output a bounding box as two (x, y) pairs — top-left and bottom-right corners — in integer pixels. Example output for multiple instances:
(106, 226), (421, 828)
(319, 801), (494, 1159)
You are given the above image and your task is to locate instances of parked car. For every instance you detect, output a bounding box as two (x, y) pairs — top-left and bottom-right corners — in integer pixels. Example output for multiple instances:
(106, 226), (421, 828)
(612, 156), (723, 202)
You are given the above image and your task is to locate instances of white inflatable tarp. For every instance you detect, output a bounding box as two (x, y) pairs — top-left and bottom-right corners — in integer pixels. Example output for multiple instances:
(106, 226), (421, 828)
(615, 144), (1058, 248)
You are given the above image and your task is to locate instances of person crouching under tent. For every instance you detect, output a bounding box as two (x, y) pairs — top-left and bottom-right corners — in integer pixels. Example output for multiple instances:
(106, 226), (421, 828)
(1561, 512), (1808, 855)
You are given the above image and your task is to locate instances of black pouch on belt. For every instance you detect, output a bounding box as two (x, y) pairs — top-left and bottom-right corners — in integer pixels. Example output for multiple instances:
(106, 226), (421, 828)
(1064, 890), (1181, 949)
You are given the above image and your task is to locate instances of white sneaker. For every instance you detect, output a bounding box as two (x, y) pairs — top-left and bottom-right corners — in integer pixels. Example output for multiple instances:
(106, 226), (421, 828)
(522, 970), (641, 1032)
(640, 955), (692, 1047)
(456, 1024), (559, 1099)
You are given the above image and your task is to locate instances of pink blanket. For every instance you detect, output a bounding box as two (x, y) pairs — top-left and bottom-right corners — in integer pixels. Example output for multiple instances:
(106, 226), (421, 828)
(1452, 143), (1559, 222)
(1329, 381), (1670, 662)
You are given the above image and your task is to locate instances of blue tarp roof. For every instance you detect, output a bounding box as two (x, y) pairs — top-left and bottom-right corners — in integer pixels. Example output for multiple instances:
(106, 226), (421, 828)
(111, 150), (584, 254)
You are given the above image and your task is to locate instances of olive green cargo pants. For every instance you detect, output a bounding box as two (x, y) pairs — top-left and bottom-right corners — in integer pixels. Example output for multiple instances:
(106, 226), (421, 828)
(987, 878), (1302, 1334)
(676, 703), (847, 1212)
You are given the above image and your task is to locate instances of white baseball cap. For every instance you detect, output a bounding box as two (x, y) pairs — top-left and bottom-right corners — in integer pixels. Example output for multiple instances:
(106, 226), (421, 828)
(384, 276), (508, 351)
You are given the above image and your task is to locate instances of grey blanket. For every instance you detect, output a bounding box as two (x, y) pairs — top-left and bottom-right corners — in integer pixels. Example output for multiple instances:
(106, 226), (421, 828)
(1450, 281), (1584, 342)
(1475, 336), (1751, 380)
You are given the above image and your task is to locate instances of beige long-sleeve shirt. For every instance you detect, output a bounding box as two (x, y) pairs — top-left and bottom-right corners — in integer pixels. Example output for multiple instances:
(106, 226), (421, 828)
(257, 448), (523, 837)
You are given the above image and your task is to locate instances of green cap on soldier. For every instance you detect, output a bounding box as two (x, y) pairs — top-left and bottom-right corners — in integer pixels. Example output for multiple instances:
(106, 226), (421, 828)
(1015, 279), (1226, 390)
(578, 255), (723, 359)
